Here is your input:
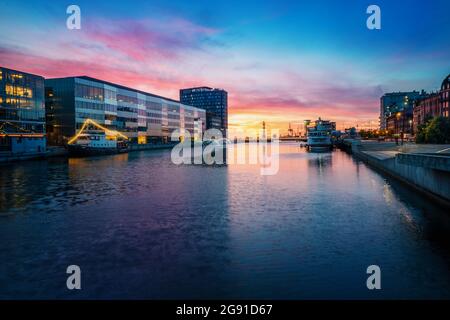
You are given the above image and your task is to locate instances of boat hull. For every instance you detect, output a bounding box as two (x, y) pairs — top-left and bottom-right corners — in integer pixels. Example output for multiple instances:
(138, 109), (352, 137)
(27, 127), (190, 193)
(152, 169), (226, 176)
(68, 144), (129, 157)
(306, 139), (333, 152)
(307, 144), (332, 152)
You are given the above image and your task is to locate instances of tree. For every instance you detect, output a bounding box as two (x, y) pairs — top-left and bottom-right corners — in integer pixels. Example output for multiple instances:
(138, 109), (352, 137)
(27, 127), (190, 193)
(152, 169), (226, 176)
(416, 116), (450, 144)
(425, 116), (450, 144)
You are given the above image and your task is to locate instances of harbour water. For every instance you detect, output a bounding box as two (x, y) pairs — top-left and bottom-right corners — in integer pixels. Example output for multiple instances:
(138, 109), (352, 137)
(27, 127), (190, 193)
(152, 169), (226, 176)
(1, 142), (450, 299)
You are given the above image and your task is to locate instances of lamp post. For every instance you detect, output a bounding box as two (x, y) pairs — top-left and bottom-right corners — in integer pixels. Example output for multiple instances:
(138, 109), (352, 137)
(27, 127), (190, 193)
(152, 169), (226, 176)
(395, 112), (402, 145)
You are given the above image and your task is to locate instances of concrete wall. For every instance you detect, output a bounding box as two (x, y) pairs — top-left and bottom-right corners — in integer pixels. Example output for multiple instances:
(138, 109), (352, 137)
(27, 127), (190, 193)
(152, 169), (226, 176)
(350, 141), (450, 207)
(11, 137), (47, 154)
(0, 137), (47, 163)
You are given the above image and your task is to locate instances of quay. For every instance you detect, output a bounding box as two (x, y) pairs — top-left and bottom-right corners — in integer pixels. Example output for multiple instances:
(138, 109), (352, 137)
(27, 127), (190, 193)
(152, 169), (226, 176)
(0, 143), (178, 164)
(338, 140), (450, 208)
(0, 141), (223, 164)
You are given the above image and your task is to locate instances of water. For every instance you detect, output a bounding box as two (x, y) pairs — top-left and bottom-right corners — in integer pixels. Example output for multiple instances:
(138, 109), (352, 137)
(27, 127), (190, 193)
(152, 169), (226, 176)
(1, 142), (450, 299)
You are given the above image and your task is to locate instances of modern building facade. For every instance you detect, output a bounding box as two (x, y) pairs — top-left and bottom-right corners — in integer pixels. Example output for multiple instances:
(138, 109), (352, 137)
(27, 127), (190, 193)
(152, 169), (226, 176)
(379, 91), (423, 130)
(0, 67), (46, 156)
(180, 87), (228, 134)
(45, 76), (206, 145)
(412, 74), (450, 132)
(206, 112), (222, 131)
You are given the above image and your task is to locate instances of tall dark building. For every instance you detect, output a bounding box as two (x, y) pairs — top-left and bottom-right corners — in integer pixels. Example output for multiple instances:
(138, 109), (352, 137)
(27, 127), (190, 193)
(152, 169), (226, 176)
(0, 67), (46, 156)
(180, 87), (228, 134)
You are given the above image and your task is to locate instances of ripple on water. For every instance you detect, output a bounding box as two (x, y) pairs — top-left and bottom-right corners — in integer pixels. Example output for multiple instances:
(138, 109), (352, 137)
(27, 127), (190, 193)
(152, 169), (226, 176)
(0, 144), (450, 299)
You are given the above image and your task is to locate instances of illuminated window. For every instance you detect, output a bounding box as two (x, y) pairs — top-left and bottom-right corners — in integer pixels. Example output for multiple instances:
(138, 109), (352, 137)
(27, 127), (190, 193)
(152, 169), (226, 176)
(5, 84), (13, 95)
(138, 136), (147, 144)
(5, 85), (33, 98)
(11, 73), (23, 79)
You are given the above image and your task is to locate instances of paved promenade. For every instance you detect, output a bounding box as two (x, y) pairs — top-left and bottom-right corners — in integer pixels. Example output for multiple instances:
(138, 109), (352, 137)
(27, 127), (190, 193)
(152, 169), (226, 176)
(358, 141), (450, 154)
(358, 141), (450, 161)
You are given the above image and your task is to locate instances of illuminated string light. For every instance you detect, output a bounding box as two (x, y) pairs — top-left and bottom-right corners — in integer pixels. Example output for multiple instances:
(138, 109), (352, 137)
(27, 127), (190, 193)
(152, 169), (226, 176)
(68, 118), (128, 145)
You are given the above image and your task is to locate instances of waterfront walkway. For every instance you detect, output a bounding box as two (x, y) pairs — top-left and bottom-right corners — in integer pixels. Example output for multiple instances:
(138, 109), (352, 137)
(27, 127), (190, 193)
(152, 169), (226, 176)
(359, 142), (450, 161)
(357, 141), (450, 154)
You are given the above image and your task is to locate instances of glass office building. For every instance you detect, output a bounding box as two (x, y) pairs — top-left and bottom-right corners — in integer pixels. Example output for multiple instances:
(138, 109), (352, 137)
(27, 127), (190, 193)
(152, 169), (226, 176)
(0, 67), (46, 156)
(180, 87), (228, 134)
(45, 76), (206, 145)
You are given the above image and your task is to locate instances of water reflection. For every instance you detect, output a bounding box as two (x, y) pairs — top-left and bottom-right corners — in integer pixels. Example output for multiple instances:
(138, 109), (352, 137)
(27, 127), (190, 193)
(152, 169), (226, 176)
(307, 152), (332, 172)
(0, 143), (450, 299)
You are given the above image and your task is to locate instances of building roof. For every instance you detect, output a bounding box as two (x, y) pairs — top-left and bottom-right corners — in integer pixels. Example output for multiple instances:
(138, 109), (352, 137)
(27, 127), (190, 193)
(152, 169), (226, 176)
(46, 75), (184, 104)
(381, 90), (421, 97)
(180, 86), (227, 93)
(441, 74), (450, 90)
(0, 66), (45, 79)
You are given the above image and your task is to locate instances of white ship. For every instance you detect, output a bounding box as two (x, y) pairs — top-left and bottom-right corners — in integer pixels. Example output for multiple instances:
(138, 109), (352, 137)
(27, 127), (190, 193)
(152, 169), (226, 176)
(67, 119), (129, 157)
(306, 118), (333, 152)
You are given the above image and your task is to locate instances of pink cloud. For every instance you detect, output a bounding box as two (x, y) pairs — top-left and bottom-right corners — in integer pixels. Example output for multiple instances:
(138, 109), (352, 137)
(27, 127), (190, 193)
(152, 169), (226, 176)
(78, 18), (221, 62)
(0, 15), (381, 132)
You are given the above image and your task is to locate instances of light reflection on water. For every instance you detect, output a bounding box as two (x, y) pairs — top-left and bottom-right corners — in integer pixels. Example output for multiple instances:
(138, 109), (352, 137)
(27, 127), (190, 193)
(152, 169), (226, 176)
(0, 142), (450, 299)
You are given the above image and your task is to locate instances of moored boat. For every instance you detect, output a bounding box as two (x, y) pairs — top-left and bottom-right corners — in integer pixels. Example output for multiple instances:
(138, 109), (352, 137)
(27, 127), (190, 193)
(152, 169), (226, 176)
(306, 118), (333, 152)
(67, 119), (129, 157)
(68, 132), (129, 157)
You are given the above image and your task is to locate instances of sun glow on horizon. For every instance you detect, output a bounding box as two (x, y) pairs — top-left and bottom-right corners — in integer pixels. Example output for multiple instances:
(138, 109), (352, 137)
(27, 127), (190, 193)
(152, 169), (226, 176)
(0, 0), (447, 135)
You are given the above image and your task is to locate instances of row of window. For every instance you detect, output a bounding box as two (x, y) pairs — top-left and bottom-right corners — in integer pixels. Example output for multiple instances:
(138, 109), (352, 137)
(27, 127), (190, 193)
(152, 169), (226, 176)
(147, 112), (162, 118)
(74, 102), (204, 123)
(169, 121), (184, 127)
(77, 84), (208, 117)
(0, 70), (44, 93)
(148, 118), (162, 124)
(76, 101), (105, 111)
(76, 112), (104, 121)
(75, 84), (104, 101)
(4, 85), (34, 98)
(116, 117), (137, 123)
(74, 93), (205, 118)
(168, 114), (180, 120)
(0, 108), (45, 122)
(0, 97), (44, 109)
(117, 106), (138, 114)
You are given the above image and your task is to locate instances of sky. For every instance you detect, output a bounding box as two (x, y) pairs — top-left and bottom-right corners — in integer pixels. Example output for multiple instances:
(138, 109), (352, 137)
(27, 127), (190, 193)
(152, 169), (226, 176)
(0, 0), (449, 133)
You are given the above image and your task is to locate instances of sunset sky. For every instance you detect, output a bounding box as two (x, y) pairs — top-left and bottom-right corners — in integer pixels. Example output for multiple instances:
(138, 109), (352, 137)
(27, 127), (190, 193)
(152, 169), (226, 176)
(0, 0), (449, 133)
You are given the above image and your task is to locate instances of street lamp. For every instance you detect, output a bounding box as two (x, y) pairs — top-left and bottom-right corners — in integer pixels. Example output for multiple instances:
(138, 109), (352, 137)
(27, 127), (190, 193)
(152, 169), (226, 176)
(393, 112), (402, 145)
